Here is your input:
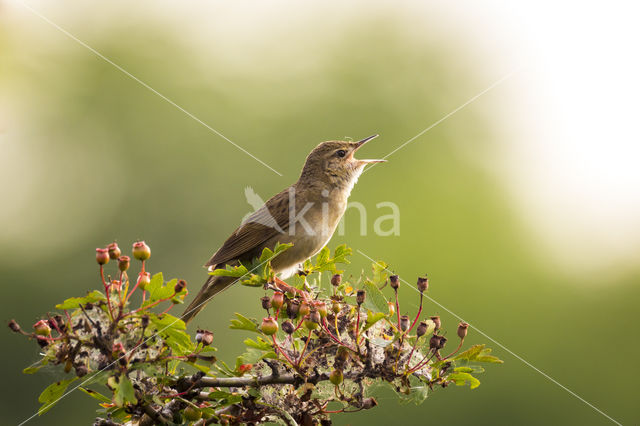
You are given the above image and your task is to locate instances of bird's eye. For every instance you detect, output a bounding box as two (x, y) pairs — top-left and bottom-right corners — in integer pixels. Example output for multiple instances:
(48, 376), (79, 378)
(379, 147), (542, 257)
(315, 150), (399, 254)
(336, 150), (347, 158)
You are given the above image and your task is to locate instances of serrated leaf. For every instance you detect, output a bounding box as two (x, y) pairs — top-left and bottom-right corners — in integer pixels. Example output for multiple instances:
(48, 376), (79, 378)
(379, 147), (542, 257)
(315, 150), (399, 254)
(362, 279), (389, 313)
(148, 314), (195, 356)
(244, 336), (272, 351)
(363, 310), (386, 332)
(23, 365), (43, 374)
(236, 347), (277, 370)
(143, 273), (175, 306)
(113, 374), (137, 407)
(229, 313), (259, 333)
(371, 260), (389, 286)
(453, 344), (503, 364)
(447, 371), (481, 389)
(55, 290), (105, 310)
(210, 264), (249, 278)
(38, 377), (78, 415)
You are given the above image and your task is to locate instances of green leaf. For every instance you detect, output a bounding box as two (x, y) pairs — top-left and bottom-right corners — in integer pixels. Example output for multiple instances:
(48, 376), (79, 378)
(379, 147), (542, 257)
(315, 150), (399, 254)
(113, 373), (138, 407)
(244, 336), (272, 351)
(371, 260), (389, 286)
(363, 310), (386, 332)
(148, 314), (195, 356)
(229, 313), (259, 333)
(79, 387), (111, 403)
(143, 273), (175, 306)
(23, 365), (44, 374)
(210, 264), (248, 278)
(447, 371), (481, 389)
(362, 279), (389, 313)
(453, 344), (503, 364)
(38, 377), (78, 415)
(56, 290), (105, 310)
(236, 347), (277, 369)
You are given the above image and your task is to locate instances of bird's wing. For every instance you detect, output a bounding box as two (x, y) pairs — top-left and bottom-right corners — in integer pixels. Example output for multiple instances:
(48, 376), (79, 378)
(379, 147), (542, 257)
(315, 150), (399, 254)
(205, 188), (291, 268)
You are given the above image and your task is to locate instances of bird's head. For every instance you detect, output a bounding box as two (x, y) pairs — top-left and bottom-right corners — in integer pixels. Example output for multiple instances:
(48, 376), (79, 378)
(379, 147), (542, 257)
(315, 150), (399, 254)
(299, 135), (385, 189)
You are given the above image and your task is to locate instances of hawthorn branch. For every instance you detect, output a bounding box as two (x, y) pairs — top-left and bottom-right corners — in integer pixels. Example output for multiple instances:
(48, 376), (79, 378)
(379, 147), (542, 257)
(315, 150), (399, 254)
(194, 371), (371, 390)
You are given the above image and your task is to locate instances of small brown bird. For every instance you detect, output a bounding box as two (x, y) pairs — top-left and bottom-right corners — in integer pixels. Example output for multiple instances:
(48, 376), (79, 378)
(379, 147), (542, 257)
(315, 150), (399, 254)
(182, 135), (384, 323)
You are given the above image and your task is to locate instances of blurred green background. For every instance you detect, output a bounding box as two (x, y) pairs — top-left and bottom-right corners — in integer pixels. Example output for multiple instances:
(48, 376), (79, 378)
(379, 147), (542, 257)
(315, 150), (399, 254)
(1, 2), (638, 425)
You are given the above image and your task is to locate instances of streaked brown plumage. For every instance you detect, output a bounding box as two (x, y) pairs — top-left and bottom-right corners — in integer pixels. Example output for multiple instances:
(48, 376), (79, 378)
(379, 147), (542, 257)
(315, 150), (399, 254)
(182, 135), (384, 324)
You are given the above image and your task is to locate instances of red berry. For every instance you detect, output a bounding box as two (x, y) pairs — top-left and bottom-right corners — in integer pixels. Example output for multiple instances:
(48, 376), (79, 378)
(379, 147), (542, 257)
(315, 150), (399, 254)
(107, 242), (121, 260)
(95, 248), (110, 265)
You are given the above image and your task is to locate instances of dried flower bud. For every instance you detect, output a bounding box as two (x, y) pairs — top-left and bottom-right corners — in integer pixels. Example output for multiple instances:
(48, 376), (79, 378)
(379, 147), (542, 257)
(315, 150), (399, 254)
(429, 334), (447, 350)
(201, 330), (214, 346)
(132, 241), (151, 261)
(399, 315), (410, 332)
(417, 276), (429, 293)
(195, 329), (204, 343)
(260, 317), (278, 335)
(356, 289), (366, 306)
(315, 301), (328, 318)
(107, 242), (121, 260)
(457, 322), (469, 340)
(416, 321), (428, 337)
(332, 301), (341, 314)
(140, 315), (149, 328)
(47, 317), (58, 331)
(75, 364), (88, 377)
(33, 319), (51, 336)
(361, 397), (378, 410)
(299, 300), (311, 317)
(271, 291), (284, 310)
(36, 335), (49, 347)
(286, 299), (300, 319)
(390, 274), (400, 290)
(281, 320), (295, 335)
(331, 274), (342, 287)
(118, 256), (130, 272)
(8, 319), (21, 333)
(174, 279), (187, 293)
(430, 315), (441, 330)
(261, 296), (272, 311)
(329, 369), (343, 386)
(95, 248), (110, 265)
(137, 272), (151, 290)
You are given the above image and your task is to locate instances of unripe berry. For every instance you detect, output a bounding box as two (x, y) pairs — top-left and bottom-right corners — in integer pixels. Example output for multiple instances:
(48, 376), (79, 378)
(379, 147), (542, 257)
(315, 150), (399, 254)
(260, 317), (278, 335)
(107, 242), (121, 260)
(174, 279), (187, 293)
(315, 301), (328, 318)
(399, 315), (410, 332)
(304, 314), (319, 331)
(430, 315), (441, 330)
(95, 248), (110, 265)
(132, 241), (151, 261)
(299, 301), (310, 317)
(389, 275), (400, 290)
(332, 301), (341, 314)
(329, 369), (343, 386)
(271, 291), (284, 310)
(117, 256), (130, 272)
(417, 276), (429, 293)
(356, 290), (366, 306)
(331, 274), (342, 287)
(457, 322), (469, 339)
(137, 272), (151, 291)
(281, 320), (295, 335)
(183, 406), (202, 422)
(33, 320), (51, 336)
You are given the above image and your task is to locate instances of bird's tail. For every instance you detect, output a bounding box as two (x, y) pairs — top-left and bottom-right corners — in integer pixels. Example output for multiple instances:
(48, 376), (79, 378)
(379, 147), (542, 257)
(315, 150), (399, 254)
(181, 274), (236, 324)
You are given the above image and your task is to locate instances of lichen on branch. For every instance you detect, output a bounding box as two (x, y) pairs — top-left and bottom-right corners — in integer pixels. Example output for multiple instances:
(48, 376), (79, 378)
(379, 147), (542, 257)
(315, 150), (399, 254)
(9, 241), (502, 425)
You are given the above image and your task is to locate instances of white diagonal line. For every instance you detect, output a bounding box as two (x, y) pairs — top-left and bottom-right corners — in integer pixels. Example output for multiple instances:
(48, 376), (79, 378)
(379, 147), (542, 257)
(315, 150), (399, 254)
(356, 249), (623, 426)
(17, 255), (278, 425)
(365, 69), (519, 174)
(11, 0), (283, 177)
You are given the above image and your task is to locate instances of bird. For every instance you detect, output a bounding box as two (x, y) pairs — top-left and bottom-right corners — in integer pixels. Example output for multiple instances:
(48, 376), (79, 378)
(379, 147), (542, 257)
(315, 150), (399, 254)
(181, 135), (385, 324)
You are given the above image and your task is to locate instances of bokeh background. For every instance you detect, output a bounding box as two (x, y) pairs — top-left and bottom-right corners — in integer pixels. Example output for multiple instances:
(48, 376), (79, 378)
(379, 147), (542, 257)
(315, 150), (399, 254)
(2, 1), (639, 425)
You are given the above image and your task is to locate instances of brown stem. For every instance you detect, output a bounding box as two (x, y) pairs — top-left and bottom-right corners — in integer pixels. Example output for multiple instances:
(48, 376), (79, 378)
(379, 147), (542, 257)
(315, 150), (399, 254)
(443, 338), (465, 360)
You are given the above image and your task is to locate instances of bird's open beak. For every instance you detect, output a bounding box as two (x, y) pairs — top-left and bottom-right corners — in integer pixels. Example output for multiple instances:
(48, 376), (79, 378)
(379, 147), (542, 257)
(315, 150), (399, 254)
(353, 134), (386, 164)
